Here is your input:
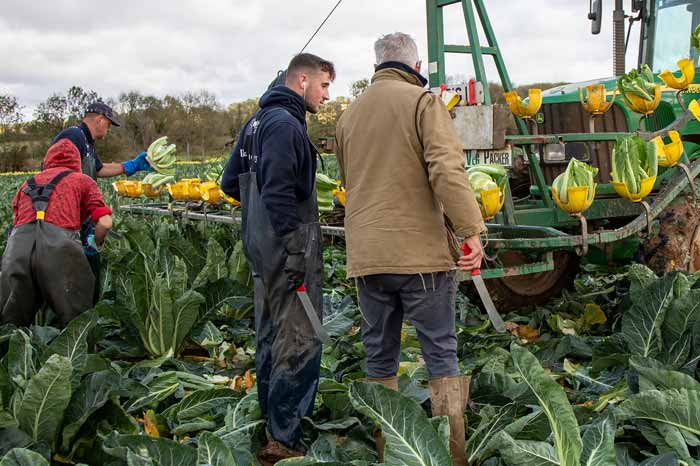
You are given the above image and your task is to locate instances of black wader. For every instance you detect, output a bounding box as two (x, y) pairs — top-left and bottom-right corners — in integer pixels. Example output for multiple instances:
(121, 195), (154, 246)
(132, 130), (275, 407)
(80, 151), (100, 303)
(80, 142), (97, 181)
(0, 172), (95, 327)
(239, 171), (323, 449)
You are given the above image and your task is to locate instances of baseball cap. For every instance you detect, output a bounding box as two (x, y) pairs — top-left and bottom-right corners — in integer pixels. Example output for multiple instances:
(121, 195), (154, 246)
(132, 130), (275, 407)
(85, 102), (121, 127)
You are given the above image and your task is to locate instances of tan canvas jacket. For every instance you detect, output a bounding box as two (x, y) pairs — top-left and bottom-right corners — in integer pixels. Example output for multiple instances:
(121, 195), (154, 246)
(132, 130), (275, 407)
(335, 67), (486, 278)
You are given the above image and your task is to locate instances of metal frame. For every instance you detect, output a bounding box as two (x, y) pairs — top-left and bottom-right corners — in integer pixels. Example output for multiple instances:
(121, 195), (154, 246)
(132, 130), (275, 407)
(486, 159), (700, 250)
(116, 203), (555, 282)
(118, 203), (346, 238)
(118, 155), (699, 275)
(117, 140), (699, 281)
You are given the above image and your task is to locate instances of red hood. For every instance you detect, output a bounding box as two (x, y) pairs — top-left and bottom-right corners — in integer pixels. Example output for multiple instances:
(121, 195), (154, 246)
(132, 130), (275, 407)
(43, 140), (82, 172)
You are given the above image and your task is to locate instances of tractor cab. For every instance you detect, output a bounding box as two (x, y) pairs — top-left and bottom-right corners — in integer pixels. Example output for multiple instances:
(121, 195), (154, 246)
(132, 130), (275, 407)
(644, 0), (700, 73)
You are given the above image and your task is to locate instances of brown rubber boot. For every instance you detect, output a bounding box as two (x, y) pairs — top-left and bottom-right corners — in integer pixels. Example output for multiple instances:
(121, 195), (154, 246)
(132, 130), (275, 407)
(364, 376), (399, 462)
(367, 375), (399, 391)
(429, 375), (470, 466)
(256, 439), (304, 466)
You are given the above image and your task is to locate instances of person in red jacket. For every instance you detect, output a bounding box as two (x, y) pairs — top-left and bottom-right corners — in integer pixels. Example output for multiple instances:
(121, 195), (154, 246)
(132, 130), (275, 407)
(0, 139), (113, 328)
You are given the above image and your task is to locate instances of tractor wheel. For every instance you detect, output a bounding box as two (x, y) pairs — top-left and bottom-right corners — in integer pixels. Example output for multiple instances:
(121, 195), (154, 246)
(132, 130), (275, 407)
(640, 193), (700, 273)
(460, 251), (579, 311)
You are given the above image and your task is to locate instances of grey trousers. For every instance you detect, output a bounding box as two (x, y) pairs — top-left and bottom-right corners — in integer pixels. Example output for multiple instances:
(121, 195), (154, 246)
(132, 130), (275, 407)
(357, 271), (458, 378)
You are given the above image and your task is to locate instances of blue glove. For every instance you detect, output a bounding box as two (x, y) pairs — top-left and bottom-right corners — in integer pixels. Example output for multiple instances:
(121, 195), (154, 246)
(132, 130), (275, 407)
(122, 151), (153, 176)
(84, 234), (98, 257)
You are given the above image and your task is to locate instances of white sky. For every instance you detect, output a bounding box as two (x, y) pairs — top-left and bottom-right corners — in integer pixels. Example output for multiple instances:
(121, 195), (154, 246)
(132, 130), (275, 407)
(0, 0), (644, 110)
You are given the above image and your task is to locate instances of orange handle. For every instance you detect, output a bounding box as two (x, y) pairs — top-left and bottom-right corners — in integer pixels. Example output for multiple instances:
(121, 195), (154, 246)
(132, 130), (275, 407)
(460, 243), (481, 276)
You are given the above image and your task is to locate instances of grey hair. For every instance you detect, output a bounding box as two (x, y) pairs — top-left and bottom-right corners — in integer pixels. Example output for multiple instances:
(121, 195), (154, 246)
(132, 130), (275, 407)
(374, 32), (419, 67)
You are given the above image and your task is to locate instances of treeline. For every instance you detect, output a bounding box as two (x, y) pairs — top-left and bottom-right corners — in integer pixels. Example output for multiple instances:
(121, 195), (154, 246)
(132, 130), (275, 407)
(0, 80), (565, 172)
(0, 86), (350, 172)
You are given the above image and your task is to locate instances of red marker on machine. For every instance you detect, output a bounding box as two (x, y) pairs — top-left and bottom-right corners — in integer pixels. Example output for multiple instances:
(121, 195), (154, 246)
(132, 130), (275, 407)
(296, 284), (330, 343)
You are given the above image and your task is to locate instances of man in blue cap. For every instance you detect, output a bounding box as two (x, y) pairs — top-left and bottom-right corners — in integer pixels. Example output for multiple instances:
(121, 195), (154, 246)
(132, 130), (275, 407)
(52, 102), (151, 303)
(52, 102), (152, 180)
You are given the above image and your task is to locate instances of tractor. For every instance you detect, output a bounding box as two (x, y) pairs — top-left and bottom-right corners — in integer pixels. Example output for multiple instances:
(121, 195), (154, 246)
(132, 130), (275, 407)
(426, 0), (700, 308)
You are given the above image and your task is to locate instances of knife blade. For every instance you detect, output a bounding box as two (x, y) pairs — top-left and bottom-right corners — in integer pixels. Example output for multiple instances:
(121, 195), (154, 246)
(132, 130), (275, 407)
(296, 284), (330, 343)
(460, 244), (507, 333)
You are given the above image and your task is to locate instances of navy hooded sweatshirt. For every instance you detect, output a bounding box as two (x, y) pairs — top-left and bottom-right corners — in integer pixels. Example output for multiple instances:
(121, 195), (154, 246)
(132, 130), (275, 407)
(221, 86), (317, 236)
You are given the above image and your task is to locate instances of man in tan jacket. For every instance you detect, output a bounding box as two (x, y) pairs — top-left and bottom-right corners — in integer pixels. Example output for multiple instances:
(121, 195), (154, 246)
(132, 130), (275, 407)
(335, 32), (486, 466)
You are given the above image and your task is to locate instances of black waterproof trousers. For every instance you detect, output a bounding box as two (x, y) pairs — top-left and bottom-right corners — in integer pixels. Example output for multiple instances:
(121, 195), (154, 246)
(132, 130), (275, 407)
(81, 154), (100, 304)
(0, 221), (95, 327)
(81, 220), (100, 304)
(239, 172), (323, 450)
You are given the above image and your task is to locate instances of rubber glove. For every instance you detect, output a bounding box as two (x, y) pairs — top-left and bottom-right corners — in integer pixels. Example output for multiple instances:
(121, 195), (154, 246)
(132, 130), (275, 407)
(122, 151), (153, 176)
(282, 229), (307, 291)
(84, 233), (99, 256)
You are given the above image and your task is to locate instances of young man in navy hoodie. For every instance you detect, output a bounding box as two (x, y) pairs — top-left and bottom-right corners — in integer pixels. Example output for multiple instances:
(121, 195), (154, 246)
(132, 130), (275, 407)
(221, 53), (334, 464)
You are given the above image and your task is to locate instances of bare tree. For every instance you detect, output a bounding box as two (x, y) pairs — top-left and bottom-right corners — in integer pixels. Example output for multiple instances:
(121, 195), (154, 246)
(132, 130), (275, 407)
(32, 86), (101, 137)
(175, 90), (222, 158)
(350, 78), (369, 99)
(227, 98), (259, 142)
(0, 94), (27, 171)
(0, 94), (24, 137)
(65, 86), (100, 123)
(32, 93), (68, 137)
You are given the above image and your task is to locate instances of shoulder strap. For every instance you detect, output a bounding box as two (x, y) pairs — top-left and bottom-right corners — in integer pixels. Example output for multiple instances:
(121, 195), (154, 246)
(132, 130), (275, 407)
(76, 125), (90, 156)
(238, 112), (260, 161)
(21, 170), (72, 220)
(240, 107), (292, 160)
